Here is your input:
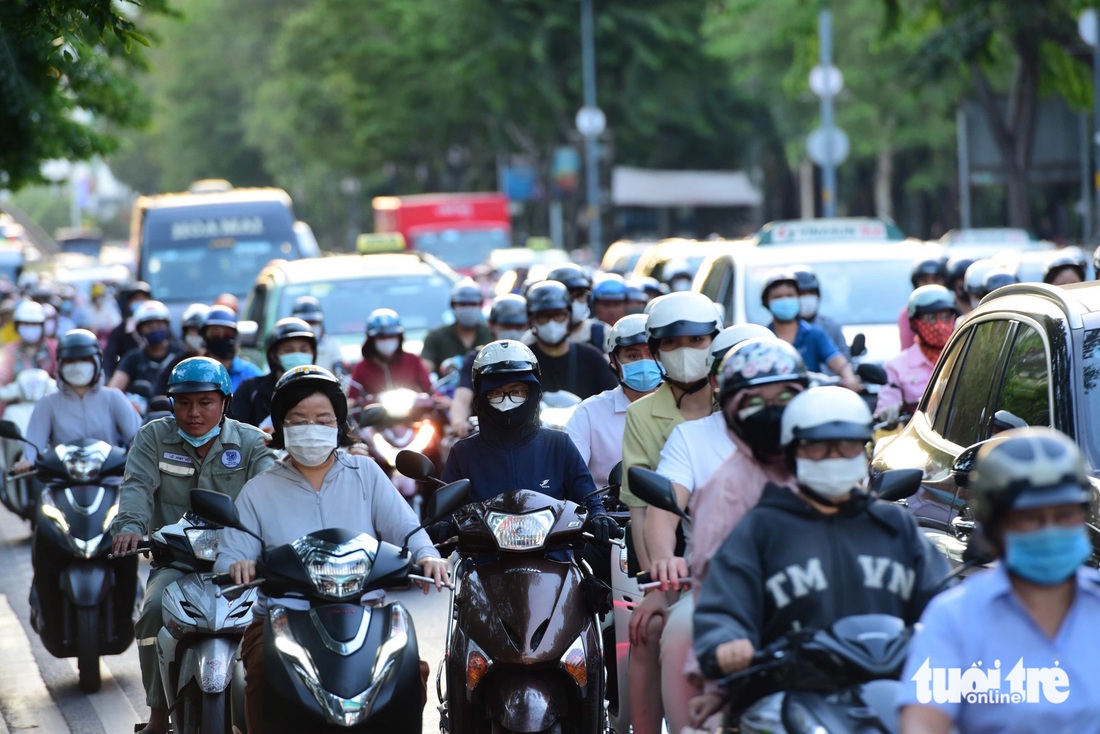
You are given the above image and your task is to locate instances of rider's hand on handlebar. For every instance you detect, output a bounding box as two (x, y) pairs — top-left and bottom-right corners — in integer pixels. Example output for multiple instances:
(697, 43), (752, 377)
(11, 459), (32, 474)
(111, 532), (143, 557)
(415, 557), (450, 593)
(586, 514), (622, 545)
(874, 403), (900, 425)
(229, 560), (256, 586)
(649, 556), (689, 592)
(716, 639), (755, 675)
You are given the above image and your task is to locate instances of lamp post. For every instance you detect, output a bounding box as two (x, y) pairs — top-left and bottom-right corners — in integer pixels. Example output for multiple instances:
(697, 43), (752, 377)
(1079, 9), (1100, 242)
(578, 0), (604, 257)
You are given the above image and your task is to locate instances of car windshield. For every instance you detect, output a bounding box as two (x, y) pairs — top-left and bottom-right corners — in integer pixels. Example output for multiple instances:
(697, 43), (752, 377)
(413, 228), (510, 270)
(146, 238), (298, 301)
(279, 273), (454, 338)
(745, 258), (911, 326)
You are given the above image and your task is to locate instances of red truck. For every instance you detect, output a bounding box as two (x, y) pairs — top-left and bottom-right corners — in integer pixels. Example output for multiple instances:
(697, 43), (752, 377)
(371, 193), (512, 273)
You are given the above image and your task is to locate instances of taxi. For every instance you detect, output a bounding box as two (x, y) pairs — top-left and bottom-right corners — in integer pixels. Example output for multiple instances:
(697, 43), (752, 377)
(629, 237), (749, 283)
(754, 217), (907, 246)
(871, 281), (1100, 567)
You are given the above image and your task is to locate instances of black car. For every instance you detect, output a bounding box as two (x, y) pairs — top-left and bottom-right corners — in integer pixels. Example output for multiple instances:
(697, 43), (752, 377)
(871, 281), (1100, 567)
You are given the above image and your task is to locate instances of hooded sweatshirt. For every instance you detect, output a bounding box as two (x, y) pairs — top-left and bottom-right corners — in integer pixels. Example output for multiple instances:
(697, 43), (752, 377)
(694, 483), (949, 679)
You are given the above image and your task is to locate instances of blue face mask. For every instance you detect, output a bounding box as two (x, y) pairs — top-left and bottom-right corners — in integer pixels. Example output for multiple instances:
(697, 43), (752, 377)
(1004, 524), (1090, 585)
(768, 296), (801, 322)
(620, 359), (663, 392)
(279, 352), (314, 372)
(178, 423), (222, 448)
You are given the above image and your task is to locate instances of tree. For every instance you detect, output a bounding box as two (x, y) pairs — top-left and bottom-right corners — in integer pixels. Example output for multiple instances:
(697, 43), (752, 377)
(0, 0), (169, 191)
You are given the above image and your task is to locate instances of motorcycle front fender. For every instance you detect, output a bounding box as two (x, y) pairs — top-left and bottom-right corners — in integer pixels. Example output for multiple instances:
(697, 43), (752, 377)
(486, 672), (566, 733)
(60, 563), (110, 606)
(177, 636), (238, 694)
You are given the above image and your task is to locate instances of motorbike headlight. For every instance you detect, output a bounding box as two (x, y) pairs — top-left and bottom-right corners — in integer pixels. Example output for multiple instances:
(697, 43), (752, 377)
(486, 509), (554, 551)
(783, 698), (828, 734)
(64, 454), (104, 482)
(380, 389), (418, 419)
(101, 498), (119, 533)
(294, 534), (378, 600)
(39, 490), (70, 534)
(184, 527), (221, 562)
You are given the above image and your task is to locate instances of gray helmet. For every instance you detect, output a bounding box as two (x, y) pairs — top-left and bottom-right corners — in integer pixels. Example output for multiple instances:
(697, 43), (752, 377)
(789, 265), (820, 293)
(546, 264), (591, 292)
(969, 427), (1091, 528)
(450, 279), (482, 306)
(525, 280), (571, 314)
(980, 268), (1018, 298)
(907, 285), (958, 319)
(181, 303), (211, 331)
(489, 294), (528, 326)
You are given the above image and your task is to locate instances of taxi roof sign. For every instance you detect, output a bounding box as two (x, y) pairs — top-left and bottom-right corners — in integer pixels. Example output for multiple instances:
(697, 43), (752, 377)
(756, 218), (906, 245)
(941, 228), (1032, 245)
(356, 232), (407, 253)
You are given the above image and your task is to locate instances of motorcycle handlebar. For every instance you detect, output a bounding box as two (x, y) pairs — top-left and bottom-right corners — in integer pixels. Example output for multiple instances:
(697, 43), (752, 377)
(215, 577), (264, 598)
(581, 531), (625, 549)
(108, 539), (152, 559)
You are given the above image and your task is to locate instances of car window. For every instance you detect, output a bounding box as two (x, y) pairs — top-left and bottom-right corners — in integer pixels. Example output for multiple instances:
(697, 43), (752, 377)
(938, 319), (1015, 447)
(924, 328), (971, 427)
(245, 283), (267, 327)
(993, 323), (1050, 428)
(698, 258), (731, 320)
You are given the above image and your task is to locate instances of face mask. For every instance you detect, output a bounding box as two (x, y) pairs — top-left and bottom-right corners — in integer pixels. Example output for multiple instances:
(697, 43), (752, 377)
(913, 319), (955, 349)
(184, 333), (205, 352)
(796, 456), (867, 499)
(496, 328), (526, 342)
(178, 423), (221, 447)
(1004, 524), (1090, 585)
(670, 278), (692, 292)
(374, 338), (399, 357)
(728, 405), (786, 458)
(798, 294), (820, 320)
(768, 297), (801, 322)
(571, 301), (591, 323)
(453, 306), (482, 328)
(621, 359), (663, 392)
(17, 324), (43, 343)
(490, 395), (527, 412)
(534, 320), (569, 346)
(283, 424), (338, 467)
(660, 346), (710, 384)
(481, 391), (539, 431)
(143, 327), (170, 347)
(205, 337), (237, 359)
(61, 361), (96, 387)
(279, 352), (314, 371)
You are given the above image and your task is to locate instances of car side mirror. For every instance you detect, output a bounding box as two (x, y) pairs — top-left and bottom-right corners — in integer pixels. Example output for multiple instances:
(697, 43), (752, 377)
(627, 467), (688, 521)
(850, 333), (867, 358)
(950, 436), (1009, 488)
(238, 320), (259, 348)
(870, 468), (924, 502)
(856, 362), (888, 386)
(396, 450), (439, 482)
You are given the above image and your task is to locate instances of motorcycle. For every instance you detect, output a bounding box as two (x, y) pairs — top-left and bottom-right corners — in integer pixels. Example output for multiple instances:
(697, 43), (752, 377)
(355, 388), (445, 518)
(395, 450), (612, 734)
(0, 419), (139, 693)
(189, 477), (470, 733)
(150, 512), (258, 734)
(0, 368), (56, 521)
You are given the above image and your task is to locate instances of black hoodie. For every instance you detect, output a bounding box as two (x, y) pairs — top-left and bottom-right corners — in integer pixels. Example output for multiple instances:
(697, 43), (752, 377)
(693, 483), (949, 679)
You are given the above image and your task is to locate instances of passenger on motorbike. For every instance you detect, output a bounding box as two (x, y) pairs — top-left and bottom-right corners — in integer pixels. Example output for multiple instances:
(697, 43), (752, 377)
(898, 428), (1100, 733)
(564, 313), (659, 490)
(103, 281), (153, 378)
(291, 295), (343, 373)
(945, 256), (975, 317)
(624, 279), (650, 315)
(448, 293), (529, 438)
(790, 264), (849, 360)
(591, 274), (629, 328)
(618, 291), (721, 734)
(215, 365), (448, 733)
(546, 263), (611, 351)
(962, 259), (998, 311)
(980, 267), (1018, 298)
(874, 285), (958, 426)
(421, 279), (492, 374)
(645, 333), (805, 732)
(664, 262), (694, 293)
(0, 299), (58, 417)
(229, 317), (316, 429)
(1043, 251), (1087, 286)
(107, 300), (185, 393)
(12, 329), (139, 474)
(761, 270), (861, 391)
(347, 308), (432, 404)
(522, 280), (618, 400)
(899, 256), (948, 348)
(199, 305), (262, 392)
(109, 357), (276, 734)
(693, 387), (947, 703)
(153, 303), (210, 396)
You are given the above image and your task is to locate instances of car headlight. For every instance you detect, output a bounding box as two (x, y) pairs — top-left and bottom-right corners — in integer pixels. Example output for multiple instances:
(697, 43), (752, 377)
(486, 509), (555, 551)
(185, 527), (221, 562)
(293, 534), (378, 600)
(380, 388), (418, 419)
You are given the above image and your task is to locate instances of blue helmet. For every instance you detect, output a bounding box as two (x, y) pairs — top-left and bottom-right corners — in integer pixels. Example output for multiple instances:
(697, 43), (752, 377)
(202, 305), (238, 332)
(366, 308), (403, 337)
(167, 357), (233, 396)
(592, 274), (628, 302)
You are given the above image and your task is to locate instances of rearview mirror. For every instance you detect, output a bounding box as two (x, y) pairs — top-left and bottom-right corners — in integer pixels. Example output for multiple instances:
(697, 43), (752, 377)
(425, 479), (470, 523)
(856, 362), (888, 386)
(238, 320), (259, 349)
(849, 333), (867, 358)
(129, 380), (154, 399)
(356, 404), (388, 428)
(607, 461), (623, 489)
(627, 467), (688, 521)
(190, 489), (244, 531)
(870, 468), (924, 502)
(0, 419), (24, 442)
(396, 450), (438, 482)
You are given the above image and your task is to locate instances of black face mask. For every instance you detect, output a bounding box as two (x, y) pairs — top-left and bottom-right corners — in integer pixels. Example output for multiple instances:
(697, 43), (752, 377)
(727, 405), (785, 460)
(205, 337), (237, 359)
(479, 393), (541, 433)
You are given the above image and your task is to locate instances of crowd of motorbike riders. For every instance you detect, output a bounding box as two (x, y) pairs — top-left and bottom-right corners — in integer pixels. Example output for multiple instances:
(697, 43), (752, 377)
(0, 246), (1096, 734)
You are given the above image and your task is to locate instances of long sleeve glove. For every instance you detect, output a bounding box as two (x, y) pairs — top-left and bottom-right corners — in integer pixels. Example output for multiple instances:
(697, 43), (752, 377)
(587, 514), (623, 545)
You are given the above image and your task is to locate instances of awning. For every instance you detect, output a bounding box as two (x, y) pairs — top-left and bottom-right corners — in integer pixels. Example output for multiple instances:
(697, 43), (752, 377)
(611, 166), (763, 208)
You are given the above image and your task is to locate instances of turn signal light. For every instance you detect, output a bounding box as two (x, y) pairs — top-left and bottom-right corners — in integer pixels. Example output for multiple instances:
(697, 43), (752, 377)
(560, 639), (587, 687)
(466, 649), (490, 690)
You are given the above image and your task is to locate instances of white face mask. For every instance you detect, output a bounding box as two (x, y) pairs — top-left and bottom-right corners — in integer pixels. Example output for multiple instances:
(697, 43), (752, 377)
(18, 324), (43, 343)
(534, 320), (569, 346)
(374, 338), (399, 357)
(490, 395), (527, 412)
(61, 361), (96, 387)
(283, 425), (338, 467)
(184, 333), (205, 352)
(496, 328), (526, 342)
(571, 301), (590, 323)
(798, 294), (820, 320)
(660, 345), (710, 383)
(796, 456), (867, 498)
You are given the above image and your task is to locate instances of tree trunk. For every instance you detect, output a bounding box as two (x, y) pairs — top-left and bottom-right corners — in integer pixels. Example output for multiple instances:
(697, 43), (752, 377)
(874, 145), (894, 222)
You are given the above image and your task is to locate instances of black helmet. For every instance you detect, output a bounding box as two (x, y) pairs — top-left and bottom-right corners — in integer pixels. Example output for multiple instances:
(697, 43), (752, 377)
(760, 270), (800, 306)
(291, 295), (325, 324)
(525, 280), (571, 314)
(269, 365), (348, 450)
(58, 328), (102, 384)
(716, 338), (809, 407)
(450, 279), (482, 306)
(546, 264), (591, 292)
(980, 268), (1017, 298)
(489, 294), (528, 326)
(969, 427), (1091, 530)
(265, 317), (317, 372)
(910, 256), (947, 288)
(1043, 252), (1086, 285)
(789, 264), (820, 293)
(944, 257), (975, 291)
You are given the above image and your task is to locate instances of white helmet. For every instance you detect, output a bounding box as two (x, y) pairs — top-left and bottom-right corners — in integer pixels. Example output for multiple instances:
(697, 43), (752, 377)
(780, 386), (873, 448)
(13, 299), (45, 324)
(644, 292), (721, 342)
(605, 313), (649, 354)
(134, 300), (171, 327)
(963, 260), (997, 297)
(707, 323), (776, 373)
(472, 339), (540, 385)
